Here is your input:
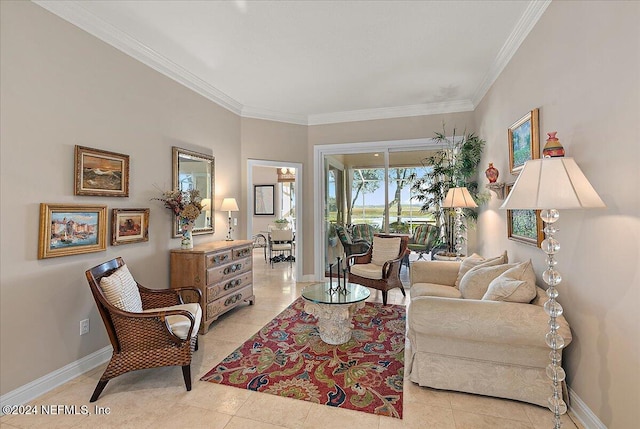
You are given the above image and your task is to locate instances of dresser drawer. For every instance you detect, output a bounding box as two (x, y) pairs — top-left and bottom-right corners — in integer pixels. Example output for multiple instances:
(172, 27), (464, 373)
(206, 284), (253, 320)
(206, 251), (232, 268)
(233, 245), (253, 259)
(206, 272), (252, 303)
(206, 258), (252, 285)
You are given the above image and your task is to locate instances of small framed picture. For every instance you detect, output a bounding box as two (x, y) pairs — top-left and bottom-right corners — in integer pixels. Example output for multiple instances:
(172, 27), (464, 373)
(508, 108), (539, 174)
(74, 145), (130, 197)
(111, 208), (150, 245)
(505, 183), (544, 247)
(38, 204), (107, 259)
(254, 185), (275, 215)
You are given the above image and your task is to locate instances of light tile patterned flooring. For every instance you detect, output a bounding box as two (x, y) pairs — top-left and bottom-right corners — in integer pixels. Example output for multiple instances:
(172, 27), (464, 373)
(1, 250), (580, 429)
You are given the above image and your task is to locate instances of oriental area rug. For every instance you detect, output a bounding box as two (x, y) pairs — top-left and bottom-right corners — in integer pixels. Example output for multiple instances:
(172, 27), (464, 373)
(201, 297), (405, 418)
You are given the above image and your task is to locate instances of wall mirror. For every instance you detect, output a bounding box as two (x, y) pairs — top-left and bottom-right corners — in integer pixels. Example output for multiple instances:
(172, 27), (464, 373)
(172, 147), (215, 237)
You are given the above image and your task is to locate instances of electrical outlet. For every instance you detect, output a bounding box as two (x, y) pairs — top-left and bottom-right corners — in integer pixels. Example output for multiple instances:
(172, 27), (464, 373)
(80, 319), (90, 336)
(233, 218), (238, 226)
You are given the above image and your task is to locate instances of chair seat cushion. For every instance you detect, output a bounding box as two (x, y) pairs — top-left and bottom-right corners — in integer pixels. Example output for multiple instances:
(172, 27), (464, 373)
(144, 303), (202, 339)
(350, 263), (383, 280)
(99, 264), (143, 312)
(411, 283), (463, 299)
(272, 243), (292, 251)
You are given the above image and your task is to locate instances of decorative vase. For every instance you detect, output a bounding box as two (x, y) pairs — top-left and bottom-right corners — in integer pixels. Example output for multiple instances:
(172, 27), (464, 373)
(180, 219), (194, 250)
(543, 131), (565, 158)
(485, 162), (499, 183)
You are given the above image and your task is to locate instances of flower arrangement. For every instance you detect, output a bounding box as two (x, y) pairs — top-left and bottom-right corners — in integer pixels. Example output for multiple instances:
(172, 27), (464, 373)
(154, 188), (203, 222)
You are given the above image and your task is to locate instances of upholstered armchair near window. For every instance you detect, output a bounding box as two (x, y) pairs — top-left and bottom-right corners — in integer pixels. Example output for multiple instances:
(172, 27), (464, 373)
(336, 225), (370, 259)
(85, 257), (202, 402)
(408, 224), (439, 260)
(350, 223), (378, 244)
(347, 234), (409, 305)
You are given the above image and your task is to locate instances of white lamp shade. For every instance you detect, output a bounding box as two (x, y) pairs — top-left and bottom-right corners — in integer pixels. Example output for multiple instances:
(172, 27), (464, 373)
(443, 187), (478, 208)
(501, 158), (605, 210)
(200, 198), (211, 211)
(220, 198), (239, 212)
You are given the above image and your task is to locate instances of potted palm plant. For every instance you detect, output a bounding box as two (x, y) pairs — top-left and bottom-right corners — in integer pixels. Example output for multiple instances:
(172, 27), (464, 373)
(411, 127), (487, 257)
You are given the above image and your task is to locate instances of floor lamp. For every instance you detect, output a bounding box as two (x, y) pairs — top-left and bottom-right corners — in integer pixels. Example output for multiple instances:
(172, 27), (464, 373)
(500, 157), (605, 429)
(220, 198), (239, 241)
(442, 187), (478, 260)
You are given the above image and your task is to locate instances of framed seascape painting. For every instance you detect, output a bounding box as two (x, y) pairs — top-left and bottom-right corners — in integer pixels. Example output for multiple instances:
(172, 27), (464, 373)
(254, 185), (275, 215)
(111, 208), (150, 245)
(74, 145), (130, 197)
(38, 204), (107, 259)
(508, 108), (539, 174)
(505, 184), (544, 247)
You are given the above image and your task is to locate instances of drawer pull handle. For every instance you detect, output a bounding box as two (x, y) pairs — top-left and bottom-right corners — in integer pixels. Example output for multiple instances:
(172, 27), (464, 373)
(213, 254), (229, 264)
(224, 293), (243, 306)
(223, 279), (242, 290)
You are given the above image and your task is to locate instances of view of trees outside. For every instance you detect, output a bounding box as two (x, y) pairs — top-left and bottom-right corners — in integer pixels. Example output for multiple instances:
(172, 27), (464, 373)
(328, 166), (434, 233)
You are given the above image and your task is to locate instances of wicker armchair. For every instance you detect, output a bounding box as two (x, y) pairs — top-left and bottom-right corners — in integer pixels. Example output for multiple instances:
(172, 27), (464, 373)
(336, 225), (370, 259)
(347, 234), (409, 305)
(85, 257), (202, 402)
(408, 224), (439, 260)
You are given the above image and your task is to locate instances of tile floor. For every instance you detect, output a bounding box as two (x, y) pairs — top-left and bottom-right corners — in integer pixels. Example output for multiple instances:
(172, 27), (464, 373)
(0, 250), (581, 429)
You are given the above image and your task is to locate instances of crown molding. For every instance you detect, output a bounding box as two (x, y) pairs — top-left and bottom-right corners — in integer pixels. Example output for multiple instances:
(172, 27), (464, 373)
(241, 106), (308, 126)
(307, 100), (475, 126)
(472, 0), (551, 106)
(33, 0), (243, 115)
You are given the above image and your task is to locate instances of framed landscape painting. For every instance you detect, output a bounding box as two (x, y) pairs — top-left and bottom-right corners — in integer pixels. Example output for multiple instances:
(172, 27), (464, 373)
(505, 184), (544, 247)
(38, 204), (107, 259)
(74, 145), (129, 197)
(508, 108), (539, 174)
(111, 208), (149, 245)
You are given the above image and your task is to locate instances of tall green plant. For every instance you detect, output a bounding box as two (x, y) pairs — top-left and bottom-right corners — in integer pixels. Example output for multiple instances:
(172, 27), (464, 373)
(411, 127), (487, 254)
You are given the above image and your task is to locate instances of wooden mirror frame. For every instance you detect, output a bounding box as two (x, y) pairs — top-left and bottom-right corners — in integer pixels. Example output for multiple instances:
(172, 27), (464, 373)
(172, 147), (215, 237)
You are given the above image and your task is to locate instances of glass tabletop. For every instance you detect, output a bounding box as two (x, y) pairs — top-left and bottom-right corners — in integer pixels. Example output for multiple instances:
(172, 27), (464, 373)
(301, 282), (370, 305)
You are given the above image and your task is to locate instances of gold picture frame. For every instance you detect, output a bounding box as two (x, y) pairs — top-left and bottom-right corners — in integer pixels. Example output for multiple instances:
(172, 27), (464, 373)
(74, 145), (130, 197)
(505, 183), (544, 247)
(508, 108), (539, 174)
(38, 204), (107, 259)
(111, 208), (150, 246)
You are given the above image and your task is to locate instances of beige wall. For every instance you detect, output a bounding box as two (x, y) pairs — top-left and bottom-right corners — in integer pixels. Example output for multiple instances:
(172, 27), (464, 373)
(0, 2), (241, 394)
(474, 2), (639, 428)
(252, 166), (278, 236)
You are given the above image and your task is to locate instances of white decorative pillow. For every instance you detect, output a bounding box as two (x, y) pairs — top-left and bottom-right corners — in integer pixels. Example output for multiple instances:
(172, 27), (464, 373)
(455, 251), (508, 287)
(99, 264), (143, 312)
(459, 263), (516, 299)
(371, 236), (401, 266)
(482, 260), (538, 303)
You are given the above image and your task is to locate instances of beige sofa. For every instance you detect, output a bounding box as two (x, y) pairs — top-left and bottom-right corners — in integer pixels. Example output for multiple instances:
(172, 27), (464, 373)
(406, 259), (572, 407)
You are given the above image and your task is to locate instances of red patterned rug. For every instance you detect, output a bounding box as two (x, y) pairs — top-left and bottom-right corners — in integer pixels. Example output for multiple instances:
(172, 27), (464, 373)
(201, 297), (405, 418)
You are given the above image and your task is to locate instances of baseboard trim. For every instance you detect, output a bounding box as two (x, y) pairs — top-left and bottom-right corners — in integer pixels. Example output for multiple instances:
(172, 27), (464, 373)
(0, 345), (112, 412)
(568, 386), (607, 429)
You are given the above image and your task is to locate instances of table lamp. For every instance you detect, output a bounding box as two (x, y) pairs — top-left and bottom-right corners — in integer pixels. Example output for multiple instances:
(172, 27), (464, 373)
(220, 198), (239, 241)
(442, 187), (478, 260)
(500, 157), (605, 429)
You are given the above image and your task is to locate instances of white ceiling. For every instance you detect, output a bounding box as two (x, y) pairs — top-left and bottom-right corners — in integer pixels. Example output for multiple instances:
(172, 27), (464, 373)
(35, 0), (550, 125)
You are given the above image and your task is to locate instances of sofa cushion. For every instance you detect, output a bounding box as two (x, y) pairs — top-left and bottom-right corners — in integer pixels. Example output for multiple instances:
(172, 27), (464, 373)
(411, 283), (463, 299)
(350, 263), (383, 280)
(455, 251), (508, 288)
(371, 236), (401, 266)
(144, 303), (201, 339)
(459, 263), (517, 299)
(99, 264), (143, 312)
(483, 260), (537, 303)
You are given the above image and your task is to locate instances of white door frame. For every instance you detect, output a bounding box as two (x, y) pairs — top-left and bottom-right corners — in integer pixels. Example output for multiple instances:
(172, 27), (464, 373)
(247, 159), (303, 280)
(313, 138), (440, 281)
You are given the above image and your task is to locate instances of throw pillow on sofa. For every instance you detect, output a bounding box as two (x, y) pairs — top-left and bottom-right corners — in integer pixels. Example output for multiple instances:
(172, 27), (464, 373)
(459, 262), (517, 299)
(482, 260), (537, 303)
(455, 251), (508, 287)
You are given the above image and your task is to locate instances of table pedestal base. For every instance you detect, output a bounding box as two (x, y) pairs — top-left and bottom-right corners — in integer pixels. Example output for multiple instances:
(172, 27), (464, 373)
(303, 300), (365, 345)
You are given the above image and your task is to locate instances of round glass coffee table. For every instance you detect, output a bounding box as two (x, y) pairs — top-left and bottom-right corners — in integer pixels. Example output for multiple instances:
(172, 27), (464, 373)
(301, 282), (370, 345)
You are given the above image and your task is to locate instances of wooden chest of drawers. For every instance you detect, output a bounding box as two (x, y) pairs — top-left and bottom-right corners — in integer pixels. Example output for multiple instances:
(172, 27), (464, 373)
(170, 240), (254, 334)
